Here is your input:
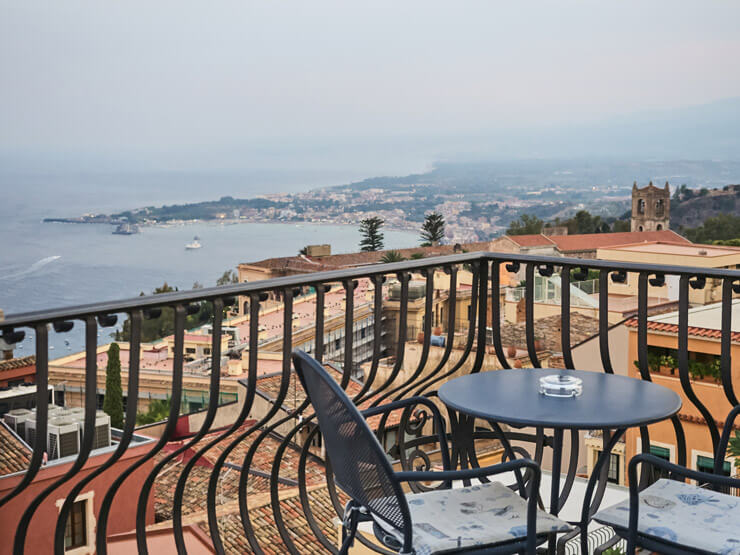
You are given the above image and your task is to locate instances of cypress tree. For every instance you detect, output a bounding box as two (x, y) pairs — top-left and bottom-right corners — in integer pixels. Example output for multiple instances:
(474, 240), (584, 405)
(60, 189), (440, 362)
(103, 342), (124, 428)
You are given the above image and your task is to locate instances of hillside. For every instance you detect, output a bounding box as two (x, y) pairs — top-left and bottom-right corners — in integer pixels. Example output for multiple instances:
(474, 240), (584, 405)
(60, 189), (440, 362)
(671, 186), (739, 229)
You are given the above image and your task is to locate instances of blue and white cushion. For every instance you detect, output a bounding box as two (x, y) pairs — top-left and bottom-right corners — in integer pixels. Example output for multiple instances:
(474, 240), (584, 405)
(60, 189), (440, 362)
(594, 478), (740, 554)
(377, 481), (572, 554)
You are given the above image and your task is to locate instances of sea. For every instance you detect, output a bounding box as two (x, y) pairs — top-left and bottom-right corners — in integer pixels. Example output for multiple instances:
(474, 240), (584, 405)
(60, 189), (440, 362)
(0, 170), (418, 355)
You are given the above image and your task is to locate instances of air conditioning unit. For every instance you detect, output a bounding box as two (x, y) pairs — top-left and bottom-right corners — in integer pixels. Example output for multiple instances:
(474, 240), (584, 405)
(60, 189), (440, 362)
(4, 408), (33, 438)
(25, 416), (37, 447)
(72, 410), (111, 450)
(48, 417), (80, 460)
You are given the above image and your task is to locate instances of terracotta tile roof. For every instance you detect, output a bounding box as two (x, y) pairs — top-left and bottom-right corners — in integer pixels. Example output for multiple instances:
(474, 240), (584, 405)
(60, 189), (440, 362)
(0, 355), (35, 372)
(0, 421), (31, 476)
(153, 425), (326, 522)
(507, 234), (556, 247)
(243, 241), (493, 273)
(196, 485), (346, 555)
(498, 312), (600, 352)
(548, 230), (690, 252)
(624, 317), (740, 343)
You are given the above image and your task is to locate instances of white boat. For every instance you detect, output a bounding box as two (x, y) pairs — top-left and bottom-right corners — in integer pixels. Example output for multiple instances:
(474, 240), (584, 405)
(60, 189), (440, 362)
(185, 236), (202, 250)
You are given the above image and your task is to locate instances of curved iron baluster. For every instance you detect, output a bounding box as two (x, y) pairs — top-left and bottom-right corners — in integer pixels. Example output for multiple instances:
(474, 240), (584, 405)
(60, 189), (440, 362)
(0, 323), (49, 508)
(352, 276), (384, 401)
(524, 263), (541, 368)
(78, 309), (140, 554)
(678, 275), (720, 454)
(171, 298), (225, 553)
(598, 271), (615, 374)
(469, 260), (489, 374)
(489, 259), (511, 369)
(14, 316), (97, 555)
(372, 269), (436, 432)
(412, 265), (478, 397)
(720, 278), (738, 406)
(560, 264), (575, 370)
(134, 305), (188, 554)
(206, 293), (265, 554)
(237, 287), (296, 553)
(340, 278), (357, 389)
(95, 309), (175, 554)
(367, 272), (410, 407)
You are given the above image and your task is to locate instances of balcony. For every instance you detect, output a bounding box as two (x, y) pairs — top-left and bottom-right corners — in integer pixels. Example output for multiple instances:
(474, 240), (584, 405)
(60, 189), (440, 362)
(0, 251), (738, 554)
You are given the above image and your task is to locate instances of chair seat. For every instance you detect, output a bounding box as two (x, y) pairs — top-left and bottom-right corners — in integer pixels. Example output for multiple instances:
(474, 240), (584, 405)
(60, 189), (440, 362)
(377, 481), (571, 554)
(594, 478), (740, 554)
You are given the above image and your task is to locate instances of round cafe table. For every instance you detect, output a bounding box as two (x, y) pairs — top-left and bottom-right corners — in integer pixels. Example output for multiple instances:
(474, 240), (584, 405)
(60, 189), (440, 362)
(438, 368), (681, 553)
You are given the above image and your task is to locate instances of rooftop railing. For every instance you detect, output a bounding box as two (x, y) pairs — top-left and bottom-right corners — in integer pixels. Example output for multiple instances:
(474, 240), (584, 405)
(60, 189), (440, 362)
(0, 251), (739, 554)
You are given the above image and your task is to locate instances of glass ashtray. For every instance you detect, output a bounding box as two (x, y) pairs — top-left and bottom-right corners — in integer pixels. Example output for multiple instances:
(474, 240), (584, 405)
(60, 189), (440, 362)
(539, 374), (583, 398)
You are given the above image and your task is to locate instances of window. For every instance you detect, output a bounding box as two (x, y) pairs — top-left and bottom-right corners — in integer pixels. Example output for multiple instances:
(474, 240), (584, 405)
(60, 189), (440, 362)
(204, 348), (211, 355)
(648, 445), (672, 481)
(596, 450), (621, 484)
(637, 199), (645, 214)
(655, 199), (664, 217)
(697, 455), (730, 476)
(185, 347), (196, 354)
(65, 500), (87, 550)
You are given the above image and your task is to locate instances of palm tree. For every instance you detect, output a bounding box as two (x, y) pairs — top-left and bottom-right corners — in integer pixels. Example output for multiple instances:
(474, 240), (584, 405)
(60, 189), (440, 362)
(380, 250), (405, 263)
(359, 217), (385, 251)
(420, 211), (445, 246)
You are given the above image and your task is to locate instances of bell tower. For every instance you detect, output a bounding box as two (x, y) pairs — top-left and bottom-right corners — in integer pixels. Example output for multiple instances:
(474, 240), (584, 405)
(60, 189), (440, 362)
(631, 181), (670, 232)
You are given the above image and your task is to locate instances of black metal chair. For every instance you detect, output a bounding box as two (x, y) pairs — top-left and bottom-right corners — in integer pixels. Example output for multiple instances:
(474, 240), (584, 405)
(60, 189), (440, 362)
(292, 350), (571, 554)
(594, 404), (740, 554)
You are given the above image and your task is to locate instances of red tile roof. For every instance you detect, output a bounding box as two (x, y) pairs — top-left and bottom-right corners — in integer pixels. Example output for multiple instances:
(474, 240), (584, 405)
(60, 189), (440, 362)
(549, 230), (690, 252)
(0, 421), (31, 476)
(242, 241), (493, 273)
(624, 318), (740, 342)
(507, 234), (556, 247)
(505, 230), (690, 252)
(0, 355), (35, 373)
(153, 425), (326, 522)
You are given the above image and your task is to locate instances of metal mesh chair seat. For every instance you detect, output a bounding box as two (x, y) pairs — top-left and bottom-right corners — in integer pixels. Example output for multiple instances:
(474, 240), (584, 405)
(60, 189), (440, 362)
(292, 350), (568, 554)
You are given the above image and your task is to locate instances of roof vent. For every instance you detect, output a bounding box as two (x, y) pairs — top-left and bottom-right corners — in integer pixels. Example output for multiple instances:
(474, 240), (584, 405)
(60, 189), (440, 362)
(698, 249), (708, 256)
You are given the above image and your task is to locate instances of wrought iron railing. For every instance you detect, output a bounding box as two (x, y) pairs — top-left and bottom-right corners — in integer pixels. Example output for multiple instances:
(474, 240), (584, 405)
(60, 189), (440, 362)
(0, 251), (738, 554)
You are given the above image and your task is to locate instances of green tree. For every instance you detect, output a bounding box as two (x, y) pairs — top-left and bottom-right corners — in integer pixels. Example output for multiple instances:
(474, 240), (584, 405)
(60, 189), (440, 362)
(115, 282), (211, 342)
(359, 217), (385, 251)
(420, 211), (445, 246)
(611, 219), (631, 232)
(136, 398), (172, 425)
(683, 213), (740, 243)
(103, 343), (124, 428)
(506, 214), (544, 235)
(728, 429), (740, 470)
(217, 269), (239, 286)
(380, 250), (405, 263)
(409, 252), (425, 260)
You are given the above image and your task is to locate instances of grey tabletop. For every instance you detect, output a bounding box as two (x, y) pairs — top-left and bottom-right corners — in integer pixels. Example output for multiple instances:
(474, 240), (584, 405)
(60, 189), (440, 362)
(438, 368), (682, 430)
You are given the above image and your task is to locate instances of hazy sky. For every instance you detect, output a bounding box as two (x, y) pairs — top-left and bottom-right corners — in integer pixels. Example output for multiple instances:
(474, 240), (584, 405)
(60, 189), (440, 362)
(2, 1), (740, 173)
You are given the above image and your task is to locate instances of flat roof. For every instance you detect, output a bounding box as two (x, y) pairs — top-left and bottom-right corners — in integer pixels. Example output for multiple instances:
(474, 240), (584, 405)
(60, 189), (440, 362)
(600, 241), (740, 257)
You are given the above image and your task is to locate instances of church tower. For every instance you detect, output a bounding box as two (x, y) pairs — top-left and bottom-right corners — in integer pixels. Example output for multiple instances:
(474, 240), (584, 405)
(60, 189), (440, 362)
(631, 181), (670, 232)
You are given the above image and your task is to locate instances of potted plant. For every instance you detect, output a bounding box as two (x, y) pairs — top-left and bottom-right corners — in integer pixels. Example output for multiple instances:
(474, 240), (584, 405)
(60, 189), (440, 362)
(506, 345), (517, 358)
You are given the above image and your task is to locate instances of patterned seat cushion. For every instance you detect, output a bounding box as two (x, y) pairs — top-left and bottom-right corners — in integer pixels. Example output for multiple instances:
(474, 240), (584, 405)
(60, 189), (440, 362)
(376, 481), (571, 554)
(594, 478), (740, 554)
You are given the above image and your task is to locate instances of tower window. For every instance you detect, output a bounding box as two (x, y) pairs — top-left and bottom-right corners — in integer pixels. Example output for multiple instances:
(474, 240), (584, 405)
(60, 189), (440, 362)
(656, 224), (663, 230)
(637, 199), (645, 214)
(655, 199), (664, 217)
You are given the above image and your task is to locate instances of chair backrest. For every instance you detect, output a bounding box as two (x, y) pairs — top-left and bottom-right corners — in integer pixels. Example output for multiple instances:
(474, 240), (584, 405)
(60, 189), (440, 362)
(292, 350), (410, 534)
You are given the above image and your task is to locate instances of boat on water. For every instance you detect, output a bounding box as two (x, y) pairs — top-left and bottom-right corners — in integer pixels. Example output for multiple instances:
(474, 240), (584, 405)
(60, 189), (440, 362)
(112, 223), (140, 235)
(185, 236), (202, 250)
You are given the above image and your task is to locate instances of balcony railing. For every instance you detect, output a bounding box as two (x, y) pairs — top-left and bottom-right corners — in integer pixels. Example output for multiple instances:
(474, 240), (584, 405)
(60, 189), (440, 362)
(1, 251), (738, 554)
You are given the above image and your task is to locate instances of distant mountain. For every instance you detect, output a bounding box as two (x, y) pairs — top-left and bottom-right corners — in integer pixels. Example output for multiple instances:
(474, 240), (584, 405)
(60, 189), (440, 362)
(671, 186), (740, 229)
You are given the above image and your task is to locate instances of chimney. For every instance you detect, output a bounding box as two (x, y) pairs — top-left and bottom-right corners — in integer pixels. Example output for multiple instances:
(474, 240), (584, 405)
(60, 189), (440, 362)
(0, 309), (12, 360)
